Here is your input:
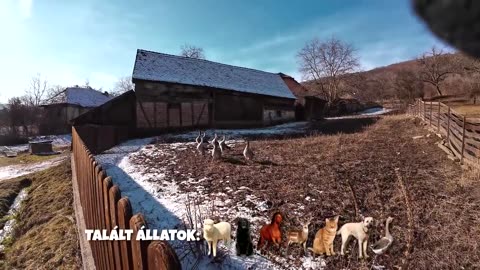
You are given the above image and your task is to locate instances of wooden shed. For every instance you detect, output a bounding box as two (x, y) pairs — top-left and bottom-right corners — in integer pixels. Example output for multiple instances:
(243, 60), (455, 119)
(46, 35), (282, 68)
(132, 49), (296, 130)
(304, 96), (328, 121)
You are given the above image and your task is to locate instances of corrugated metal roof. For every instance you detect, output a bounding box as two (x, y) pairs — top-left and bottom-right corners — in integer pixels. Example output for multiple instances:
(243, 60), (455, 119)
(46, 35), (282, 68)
(132, 49), (296, 99)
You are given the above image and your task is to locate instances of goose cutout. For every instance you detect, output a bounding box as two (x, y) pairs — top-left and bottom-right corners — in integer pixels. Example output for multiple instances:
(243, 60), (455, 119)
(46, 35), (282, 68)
(243, 139), (254, 160)
(371, 217), (393, 255)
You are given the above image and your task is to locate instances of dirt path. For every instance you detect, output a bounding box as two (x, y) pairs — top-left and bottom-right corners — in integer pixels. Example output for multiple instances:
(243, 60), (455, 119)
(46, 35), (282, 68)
(0, 155), (68, 181)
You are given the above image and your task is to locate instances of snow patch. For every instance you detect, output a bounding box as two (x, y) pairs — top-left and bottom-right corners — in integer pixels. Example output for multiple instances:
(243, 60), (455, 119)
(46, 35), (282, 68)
(96, 136), (325, 269)
(1, 134), (72, 153)
(0, 156), (67, 181)
(0, 188), (28, 251)
(326, 107), (392, 120)
(168, 122), (309, 141)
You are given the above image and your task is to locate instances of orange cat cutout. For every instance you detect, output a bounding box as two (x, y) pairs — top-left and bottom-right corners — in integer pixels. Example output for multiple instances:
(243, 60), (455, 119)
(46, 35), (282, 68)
(309, 215), (339, 256)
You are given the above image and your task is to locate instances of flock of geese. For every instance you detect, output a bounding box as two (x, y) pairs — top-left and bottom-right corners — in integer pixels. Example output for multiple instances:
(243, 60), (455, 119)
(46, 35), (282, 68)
(195, 131), (254, 161)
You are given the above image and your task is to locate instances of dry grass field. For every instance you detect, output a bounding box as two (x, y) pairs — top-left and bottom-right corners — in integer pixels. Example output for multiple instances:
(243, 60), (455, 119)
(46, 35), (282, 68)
(450, 104), (480, 117)
(1, 161), (81, 270)
(147, 115), (480, 269)
(0, 152), (66, 167)
(0, 178), (31, 228)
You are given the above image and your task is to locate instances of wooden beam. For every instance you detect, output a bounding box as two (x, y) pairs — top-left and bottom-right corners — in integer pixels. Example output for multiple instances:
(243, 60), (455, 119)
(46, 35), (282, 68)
(153, 101), (157, 128)
(430, 101), (433, 126)
(447, 106), (451, 147)
(196, 103), (206, 127)
(461, 115), (467, 164)
(423, 101), (426, 120)
(437, 102), (441, 132)
(137, 101), (152, 128)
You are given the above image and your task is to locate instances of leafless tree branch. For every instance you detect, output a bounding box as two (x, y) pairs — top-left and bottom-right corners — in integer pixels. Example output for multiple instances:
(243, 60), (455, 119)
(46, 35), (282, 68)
(180, 44), (205, 59)
(297, 37), (360, 103)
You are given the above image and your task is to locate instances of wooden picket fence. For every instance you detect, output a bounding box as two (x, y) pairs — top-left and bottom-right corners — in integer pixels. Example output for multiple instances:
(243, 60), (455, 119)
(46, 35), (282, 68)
(407, 100), (480, 168)
(72, 127), (182, 270)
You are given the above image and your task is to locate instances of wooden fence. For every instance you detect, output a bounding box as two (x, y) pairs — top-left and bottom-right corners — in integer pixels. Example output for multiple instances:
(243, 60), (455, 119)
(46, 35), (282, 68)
(72, 127), (182, 270)
(407, 100), (480, 168)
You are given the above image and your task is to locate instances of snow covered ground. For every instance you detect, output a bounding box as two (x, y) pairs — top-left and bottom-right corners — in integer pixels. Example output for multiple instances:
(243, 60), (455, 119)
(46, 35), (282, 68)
(166, 122), (309, 142)
(0, 188), (28, 251)
(326, 107), (392, 120)
(96, 124), (325, 270)
(0, 134), (72, 153)
(0, 155), (67, 181)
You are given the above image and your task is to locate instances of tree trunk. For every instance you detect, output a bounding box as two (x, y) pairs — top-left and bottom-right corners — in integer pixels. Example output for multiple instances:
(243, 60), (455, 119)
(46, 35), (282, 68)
(435, 85), (443, 96)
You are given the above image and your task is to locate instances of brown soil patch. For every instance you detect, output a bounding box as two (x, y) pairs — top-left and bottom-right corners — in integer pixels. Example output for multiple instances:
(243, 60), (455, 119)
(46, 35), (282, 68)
(140, 115), (480, 269)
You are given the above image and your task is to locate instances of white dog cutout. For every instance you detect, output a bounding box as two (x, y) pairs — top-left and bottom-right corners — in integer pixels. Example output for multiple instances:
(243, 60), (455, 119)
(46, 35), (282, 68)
(337, 216), (374, 259)
(203, 219), (231, 257)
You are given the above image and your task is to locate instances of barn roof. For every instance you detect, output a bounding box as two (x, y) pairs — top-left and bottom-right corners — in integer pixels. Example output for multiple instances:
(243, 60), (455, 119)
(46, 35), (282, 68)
(43, 87), (111, 107)
(132, 49), (296, 99)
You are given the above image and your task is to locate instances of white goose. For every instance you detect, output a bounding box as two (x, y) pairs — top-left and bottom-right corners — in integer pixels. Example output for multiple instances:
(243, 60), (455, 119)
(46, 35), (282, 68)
(195, 130), (202, 144)
(211, 133), (218, 146)
(371, 217), (394, 255)
(218, 135), (231, 153)
(211, 139), (222, 160)
(196, 134), (207, 156)
(243, 139), (254, 160)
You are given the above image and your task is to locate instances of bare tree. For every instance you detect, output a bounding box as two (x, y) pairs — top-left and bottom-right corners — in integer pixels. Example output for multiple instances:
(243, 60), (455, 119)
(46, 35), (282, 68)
(394, 70), (424, 102)
(180, 44), (205, 59)
(44, 85), (66, 104)
(297, 37), (360, 103)
(417, 47), (462, 96)
(24, 74), (49, 106)
(6, 97), (37, 136)
(111, 76), (134, 96)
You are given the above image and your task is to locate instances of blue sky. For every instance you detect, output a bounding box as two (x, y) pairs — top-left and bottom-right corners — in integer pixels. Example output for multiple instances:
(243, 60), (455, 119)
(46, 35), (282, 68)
(0, 0), (449, 102)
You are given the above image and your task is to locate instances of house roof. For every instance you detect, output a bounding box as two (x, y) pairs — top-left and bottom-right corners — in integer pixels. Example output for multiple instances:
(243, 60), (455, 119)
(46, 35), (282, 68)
(279, 73), (310, 99)
(132, 49), (296, 99)
(43, 87), (112, 107)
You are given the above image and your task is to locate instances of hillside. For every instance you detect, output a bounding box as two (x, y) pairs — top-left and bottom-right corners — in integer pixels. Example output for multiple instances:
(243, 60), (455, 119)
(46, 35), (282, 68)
(302, 53), (480, 105)
(356, 53), (479, 101)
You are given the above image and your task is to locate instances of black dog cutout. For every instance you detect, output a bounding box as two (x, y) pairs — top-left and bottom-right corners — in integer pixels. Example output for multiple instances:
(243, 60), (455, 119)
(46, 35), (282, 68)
(236, 218), (253, 256)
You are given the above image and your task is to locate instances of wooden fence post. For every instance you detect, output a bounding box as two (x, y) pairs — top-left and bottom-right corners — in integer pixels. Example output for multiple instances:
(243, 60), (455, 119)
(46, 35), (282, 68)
(430, 101), (433, 126)
(90, 160), (102, 270)
(103, 177), (115, 269)
(437, 102), (441, 132)
(96, 168), (109, 270)
(109, 185), (123, 270)
(130, 214), (150, 270)
(447, 107), (451, 147)
(461, 115), (467, 164)
(118, 198), (133, 270)
(423, 101), (426, 121)
(147, 241), (182, 270)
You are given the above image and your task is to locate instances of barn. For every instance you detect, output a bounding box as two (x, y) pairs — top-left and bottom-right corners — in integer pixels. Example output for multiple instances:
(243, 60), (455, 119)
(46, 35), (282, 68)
(279, 72), (327, 121)
(40, 86), (111, 134)
(132, 49), (296, 130)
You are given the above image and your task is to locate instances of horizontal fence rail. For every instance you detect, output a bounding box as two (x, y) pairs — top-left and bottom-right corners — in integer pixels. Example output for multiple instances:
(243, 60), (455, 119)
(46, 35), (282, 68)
(72, 127), (182, 270)
(407, 100), (480, 168)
